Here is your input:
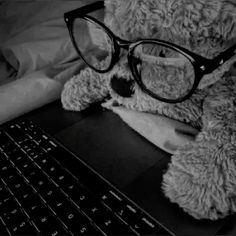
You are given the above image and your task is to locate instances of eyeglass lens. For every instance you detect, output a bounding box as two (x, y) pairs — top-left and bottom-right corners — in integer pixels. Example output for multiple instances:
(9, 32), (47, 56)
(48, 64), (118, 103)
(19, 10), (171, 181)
(72, 17), (113, 71)
(132, 43), (195, 100)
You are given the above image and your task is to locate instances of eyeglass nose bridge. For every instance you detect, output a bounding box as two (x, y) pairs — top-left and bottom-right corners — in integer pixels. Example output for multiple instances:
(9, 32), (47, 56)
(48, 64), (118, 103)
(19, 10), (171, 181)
(115, 37), (132, 50)
(112, 36), (135, 66)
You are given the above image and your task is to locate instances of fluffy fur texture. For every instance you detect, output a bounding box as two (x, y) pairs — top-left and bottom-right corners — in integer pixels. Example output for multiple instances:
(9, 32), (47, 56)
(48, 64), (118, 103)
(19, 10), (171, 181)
(61, 0), (236, 220)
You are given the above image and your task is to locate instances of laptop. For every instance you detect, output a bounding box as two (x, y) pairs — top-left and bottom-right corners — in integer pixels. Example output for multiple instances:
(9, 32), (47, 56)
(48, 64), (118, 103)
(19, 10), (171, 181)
(0, 100), (233, 235)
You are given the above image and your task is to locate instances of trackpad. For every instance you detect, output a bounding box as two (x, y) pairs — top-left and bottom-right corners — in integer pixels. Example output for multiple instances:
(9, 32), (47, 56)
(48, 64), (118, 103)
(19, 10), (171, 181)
(55, 109), (170, 189)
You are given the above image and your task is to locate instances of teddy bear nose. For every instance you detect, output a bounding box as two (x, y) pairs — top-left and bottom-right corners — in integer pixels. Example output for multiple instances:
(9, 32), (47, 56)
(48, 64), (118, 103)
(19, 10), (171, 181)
(110, 75), (135, 97)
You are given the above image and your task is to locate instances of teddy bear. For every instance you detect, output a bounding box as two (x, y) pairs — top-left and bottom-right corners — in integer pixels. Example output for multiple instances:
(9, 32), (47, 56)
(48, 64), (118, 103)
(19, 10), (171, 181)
(61, 0), (236, 220)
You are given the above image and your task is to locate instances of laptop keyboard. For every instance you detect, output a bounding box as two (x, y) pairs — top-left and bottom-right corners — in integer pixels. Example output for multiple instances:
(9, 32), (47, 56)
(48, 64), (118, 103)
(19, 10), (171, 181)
(0, 119), (172, 235)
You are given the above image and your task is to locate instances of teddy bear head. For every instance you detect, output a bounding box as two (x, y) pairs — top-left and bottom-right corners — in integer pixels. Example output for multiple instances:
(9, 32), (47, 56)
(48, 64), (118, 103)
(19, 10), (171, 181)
(99, 0), (236, 128)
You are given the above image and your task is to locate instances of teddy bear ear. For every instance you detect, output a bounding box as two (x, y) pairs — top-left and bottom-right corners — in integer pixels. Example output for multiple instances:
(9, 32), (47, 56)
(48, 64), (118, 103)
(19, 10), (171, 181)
(104, 0), (120, 33)
(104, 0), (138, 39)
(104, 0), (117, 14)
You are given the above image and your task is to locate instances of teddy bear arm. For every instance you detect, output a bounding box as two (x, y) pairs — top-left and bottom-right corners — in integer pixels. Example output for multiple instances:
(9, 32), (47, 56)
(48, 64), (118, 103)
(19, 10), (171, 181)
(61, 67), (109, 111)
(162, 77), (236, 220)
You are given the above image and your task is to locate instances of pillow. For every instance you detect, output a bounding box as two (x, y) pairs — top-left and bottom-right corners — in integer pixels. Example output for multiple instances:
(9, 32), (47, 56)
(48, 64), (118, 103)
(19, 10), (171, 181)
(0, 0), (100, 78)
(1, 19), (78, 78)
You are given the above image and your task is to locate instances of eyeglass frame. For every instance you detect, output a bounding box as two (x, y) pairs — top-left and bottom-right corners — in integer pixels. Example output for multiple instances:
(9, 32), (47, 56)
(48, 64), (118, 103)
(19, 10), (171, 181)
(64, 1), (236, 103)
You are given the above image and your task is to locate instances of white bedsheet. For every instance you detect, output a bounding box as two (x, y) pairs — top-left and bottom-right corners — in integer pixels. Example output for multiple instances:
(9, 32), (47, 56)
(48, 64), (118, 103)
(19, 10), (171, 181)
(0, 59), (88, 124)
(0, 51), (16, 86)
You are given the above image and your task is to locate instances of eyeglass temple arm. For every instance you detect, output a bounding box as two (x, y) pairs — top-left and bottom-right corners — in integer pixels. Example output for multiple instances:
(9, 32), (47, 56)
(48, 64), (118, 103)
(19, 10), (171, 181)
(208, 44), (236, 72)
(64, 1), (104, 20)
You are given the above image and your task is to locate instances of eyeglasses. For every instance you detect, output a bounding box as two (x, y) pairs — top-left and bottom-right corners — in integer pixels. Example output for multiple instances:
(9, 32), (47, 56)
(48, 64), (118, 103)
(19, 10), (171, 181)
(64, 1), (236, 103)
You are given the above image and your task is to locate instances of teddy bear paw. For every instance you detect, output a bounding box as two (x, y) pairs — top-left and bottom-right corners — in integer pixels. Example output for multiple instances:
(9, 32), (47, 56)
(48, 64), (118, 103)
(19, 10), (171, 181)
(162, 132), (236, 220)
(61, 67), (109, 111)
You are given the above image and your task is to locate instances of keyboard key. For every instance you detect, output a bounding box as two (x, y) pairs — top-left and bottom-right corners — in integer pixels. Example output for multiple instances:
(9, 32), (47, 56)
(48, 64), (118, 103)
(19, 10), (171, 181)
(36, 214), (61, 233)
(0, 195), (17, 216)
(74, 223), (101, 235)
(18, 189), (38, 209)
(0, 217), (10, 235)
(13, 159), (37, 177)
(29, 172), (53, 194)
(9, 180), (30, 199)
(20, 140), (40, 154)
(52, 169), (79, 192)
(100, 190), (123, 213)
(26, 168), (50, 189)
(0, 182), (7, 196)
(132, 215), (170, 235)
(0, 132), (15, 153)
(1, 143), (17, 156)
(28, 150), (45, 164)
(40, 186), (67, 209)
(95, 213), (133, 235)
(0, 160), (16, 179)
(59, 174), (80, 196)
(50, 198), (72, 220)
(118, 202), (141, 224)
(3, 146), (20, 157)
(20, 192), (43, 214)
(5, 125), (28, 143)
(52, 201), (93, 233)
(69, 186), (95, 211)
(45, 227), (68, 236)
(83, 201), (109, 222)
(37, 139), (56, 153)
(36, 157), (64, 181)
(33, 154), (55, 169)
(40, 217), (68, 236)
(0, 152), (5, 159)
(3, 207), (26, 227)
(28, 204), (58, 231)
(6, 148), (26, 162)
(8, 219), (36, 235)
(27, 146), (45, 160)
